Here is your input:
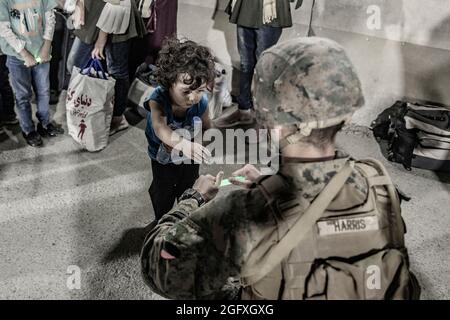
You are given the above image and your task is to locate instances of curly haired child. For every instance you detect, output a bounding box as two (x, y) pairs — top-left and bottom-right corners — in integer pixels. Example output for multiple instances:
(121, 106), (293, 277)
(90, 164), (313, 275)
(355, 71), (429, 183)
(144, 37), (215, 220)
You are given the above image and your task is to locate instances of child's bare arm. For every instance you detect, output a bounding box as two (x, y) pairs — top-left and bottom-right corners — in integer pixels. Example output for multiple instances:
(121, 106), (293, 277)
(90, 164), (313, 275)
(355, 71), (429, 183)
(150, 100), (211, 163)
(150, 100), (184, 149)
(0, 22), (36, 66)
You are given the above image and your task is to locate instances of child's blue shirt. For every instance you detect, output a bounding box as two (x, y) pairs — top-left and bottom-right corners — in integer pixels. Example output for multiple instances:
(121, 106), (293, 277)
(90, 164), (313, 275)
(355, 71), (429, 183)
(144, 86), (208, 163)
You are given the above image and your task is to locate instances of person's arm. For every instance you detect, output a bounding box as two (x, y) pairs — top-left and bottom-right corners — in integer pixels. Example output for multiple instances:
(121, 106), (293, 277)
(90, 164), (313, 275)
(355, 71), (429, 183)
(91, 30), (108, 60)
(150, 100), (211, 163)
(37, 9), (56, 63)
(92, 0), (131, 59)
(43, 10), (56, 42)
(0, 22), (26, 53)
(141, 175), (220, 299)
(0, 22), (36, 67)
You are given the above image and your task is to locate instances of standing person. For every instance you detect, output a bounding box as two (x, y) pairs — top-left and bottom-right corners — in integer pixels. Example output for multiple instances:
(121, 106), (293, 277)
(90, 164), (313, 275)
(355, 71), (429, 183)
(0, 54), (18, 128)
(71, 0), (147, 135)
(129, 0), (178, 79)
(141, 37), (420, 300)
(49, 7), (66, 104)
(214, 0), (300, 128)
(0, 0), (64, 147)
(143, 38), (214, 221)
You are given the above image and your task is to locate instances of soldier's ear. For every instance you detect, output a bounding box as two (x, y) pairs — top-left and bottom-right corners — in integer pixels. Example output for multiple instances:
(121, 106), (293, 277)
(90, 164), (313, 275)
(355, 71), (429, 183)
(161, 241), (180, 259)
(161, 250), (176, 260)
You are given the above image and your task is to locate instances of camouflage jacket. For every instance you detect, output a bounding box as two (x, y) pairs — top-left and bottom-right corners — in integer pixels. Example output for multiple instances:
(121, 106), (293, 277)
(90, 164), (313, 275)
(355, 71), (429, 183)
(140, 151), (369, 299)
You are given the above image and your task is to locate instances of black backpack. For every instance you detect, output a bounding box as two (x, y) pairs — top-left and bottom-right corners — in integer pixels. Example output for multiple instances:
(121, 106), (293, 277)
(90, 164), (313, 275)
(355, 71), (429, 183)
(371, 100), (450, 172)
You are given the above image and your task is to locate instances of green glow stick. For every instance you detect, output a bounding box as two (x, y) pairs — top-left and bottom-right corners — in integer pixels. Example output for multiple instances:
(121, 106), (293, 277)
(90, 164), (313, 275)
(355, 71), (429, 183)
(220, 176), (246, 187)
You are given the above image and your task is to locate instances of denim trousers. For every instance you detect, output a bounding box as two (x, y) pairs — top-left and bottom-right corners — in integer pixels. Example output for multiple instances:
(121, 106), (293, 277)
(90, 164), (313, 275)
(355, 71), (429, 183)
(237, 25), (282, 110)
(70, 37), (130, 117)
(6, 55), (50, 134)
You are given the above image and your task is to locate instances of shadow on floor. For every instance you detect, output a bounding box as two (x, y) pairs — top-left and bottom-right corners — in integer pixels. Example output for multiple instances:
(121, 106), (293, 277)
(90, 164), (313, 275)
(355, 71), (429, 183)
(103, 222), (156, 263)
(0, 124), (26, 152)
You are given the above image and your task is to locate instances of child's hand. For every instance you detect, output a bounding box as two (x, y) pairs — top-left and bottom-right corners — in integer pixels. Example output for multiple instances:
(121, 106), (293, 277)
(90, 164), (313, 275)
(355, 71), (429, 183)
(178, 140), (211, 164)
(38, 46), (51, 63)
(20, 49), (37, 68)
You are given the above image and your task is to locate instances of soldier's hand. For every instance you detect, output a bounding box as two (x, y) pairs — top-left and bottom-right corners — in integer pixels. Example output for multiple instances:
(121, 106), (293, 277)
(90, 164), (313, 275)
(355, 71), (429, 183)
(230, 164), (262, 188)
(193, 174), (219, 202)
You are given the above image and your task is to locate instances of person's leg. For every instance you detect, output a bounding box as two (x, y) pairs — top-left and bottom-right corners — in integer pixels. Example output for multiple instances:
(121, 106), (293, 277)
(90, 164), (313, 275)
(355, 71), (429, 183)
(49, 12), (65, 104)
(105, 40), (131, 134)
(105, 40), (131, 117)
(237, 26), (257, 111)
(0, 55), (17, 124)
(31, 62), (51, 127)
(255, 26), (283, 59)
(6, 56), (43, 146)
(6, 56), (35, 135)
(144, 0), (178, 65)
(71, 38), (94, 70)
(128, 35), (147, 81)
(66, 37), (81, 74)
(149, 160), (179, 221)
(174, 163), (200, 199)
(214, 26), (256, 128)
(32, 61), (64, 137)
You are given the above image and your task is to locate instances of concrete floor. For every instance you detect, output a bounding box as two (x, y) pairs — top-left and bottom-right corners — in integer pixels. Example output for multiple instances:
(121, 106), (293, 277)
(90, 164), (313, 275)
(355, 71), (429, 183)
(0, 95), (449, 299)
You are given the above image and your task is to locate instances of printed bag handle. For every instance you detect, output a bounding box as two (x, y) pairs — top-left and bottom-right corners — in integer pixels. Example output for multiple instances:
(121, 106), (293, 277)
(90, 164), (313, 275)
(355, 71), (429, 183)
(81, 58), (108, 80)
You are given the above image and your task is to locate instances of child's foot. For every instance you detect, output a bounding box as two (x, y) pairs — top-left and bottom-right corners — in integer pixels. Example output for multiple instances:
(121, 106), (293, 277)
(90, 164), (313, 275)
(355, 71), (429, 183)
(22, 131), (43, 147)
(109, 116), (129, 136)
(37, 122), (65, 137)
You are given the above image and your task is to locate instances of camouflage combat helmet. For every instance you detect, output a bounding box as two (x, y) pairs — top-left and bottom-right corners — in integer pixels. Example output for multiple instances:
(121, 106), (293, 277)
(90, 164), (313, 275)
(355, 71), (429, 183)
(253, 37), (365, 146)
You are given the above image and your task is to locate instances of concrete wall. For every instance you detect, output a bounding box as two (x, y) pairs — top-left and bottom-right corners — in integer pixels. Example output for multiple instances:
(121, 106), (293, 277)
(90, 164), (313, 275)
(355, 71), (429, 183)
(177, 0), (450, 126)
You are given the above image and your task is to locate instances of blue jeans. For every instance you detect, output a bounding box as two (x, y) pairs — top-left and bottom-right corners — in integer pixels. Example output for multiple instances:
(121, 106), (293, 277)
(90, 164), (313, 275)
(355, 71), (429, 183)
(6, 55), (50, 134)
(70, 38), (130, 117)
(237, 25), (282, 110)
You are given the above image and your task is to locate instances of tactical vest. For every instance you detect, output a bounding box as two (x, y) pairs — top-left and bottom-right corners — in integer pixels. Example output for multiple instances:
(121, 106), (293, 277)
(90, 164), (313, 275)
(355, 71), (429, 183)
(240, 158), (421, 300)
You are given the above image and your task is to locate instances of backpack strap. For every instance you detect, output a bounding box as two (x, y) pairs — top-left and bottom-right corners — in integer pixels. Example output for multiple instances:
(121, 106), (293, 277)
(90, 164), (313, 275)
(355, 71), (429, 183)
(356, 158), (405, 246)
(255, 174), (291, 217)
(241, 160), (355, 286)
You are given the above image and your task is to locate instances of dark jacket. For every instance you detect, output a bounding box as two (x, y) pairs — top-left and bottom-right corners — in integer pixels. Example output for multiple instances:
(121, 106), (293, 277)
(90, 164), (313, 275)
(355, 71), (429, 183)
(226, 0), (293, 28)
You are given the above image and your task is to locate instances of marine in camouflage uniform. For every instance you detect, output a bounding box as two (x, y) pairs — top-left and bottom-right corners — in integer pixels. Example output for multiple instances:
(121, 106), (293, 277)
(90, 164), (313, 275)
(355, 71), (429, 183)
(140, 37), (374, 299)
